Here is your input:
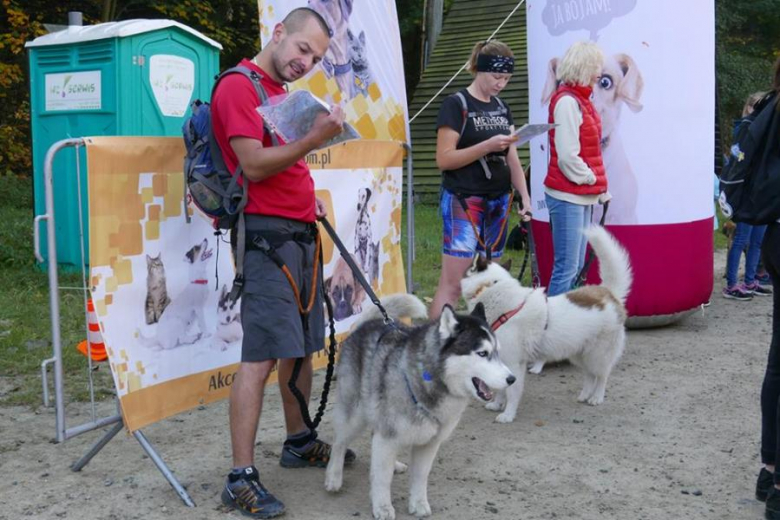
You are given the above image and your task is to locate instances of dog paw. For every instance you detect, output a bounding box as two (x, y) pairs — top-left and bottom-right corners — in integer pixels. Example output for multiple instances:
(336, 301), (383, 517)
(324, 471), (343, 493)
(394, 461), (408, 474)
(373, 503), (395, 520)
(495, 412), (516, 423)
(586, 396), (604, 406)
(528, 361), (544, 374)
(484, 401), (504, 412)
(408, 498), (432, 517)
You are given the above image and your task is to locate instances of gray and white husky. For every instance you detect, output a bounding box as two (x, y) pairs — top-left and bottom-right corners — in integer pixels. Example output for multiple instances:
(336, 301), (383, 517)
(325, 294), (516, 519)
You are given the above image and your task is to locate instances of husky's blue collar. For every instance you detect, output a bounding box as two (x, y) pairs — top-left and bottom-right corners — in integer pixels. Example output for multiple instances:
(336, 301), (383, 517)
(403, 370), (440, 424)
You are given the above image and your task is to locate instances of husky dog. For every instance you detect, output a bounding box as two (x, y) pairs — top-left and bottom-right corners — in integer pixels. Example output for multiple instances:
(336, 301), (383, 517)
(325, 296), (516, 519)
(137, 239), (214, 350)
(355, 187), (374, 277)
(309, 0), (356, 98)
(213, 284), (242, 350)
(144, 254), (170, 324)
(348, 29), (374, 97)
(461, 226), (632, 423)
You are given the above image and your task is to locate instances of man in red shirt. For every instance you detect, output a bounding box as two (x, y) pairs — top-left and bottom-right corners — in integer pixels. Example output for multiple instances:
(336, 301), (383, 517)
(211, 8), (349, 518)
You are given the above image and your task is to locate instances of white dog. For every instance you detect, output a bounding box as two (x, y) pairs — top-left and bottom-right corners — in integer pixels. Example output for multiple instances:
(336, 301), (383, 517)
(137, 239), (213, 350)
(542, 52), (644, 224)
(461, 226), (632, 423)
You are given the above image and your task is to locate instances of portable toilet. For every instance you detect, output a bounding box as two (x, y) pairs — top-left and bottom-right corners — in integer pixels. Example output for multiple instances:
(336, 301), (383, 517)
(26, 18), (221, 268)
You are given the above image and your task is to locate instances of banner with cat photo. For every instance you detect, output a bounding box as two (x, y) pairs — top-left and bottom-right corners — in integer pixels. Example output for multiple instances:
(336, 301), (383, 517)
(258, 0), (409, 144)
(86, 137), (405, 432)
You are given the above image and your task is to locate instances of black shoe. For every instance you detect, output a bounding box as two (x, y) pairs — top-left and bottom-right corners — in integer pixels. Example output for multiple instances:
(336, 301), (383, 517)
(221, 466), (286, 519)
(758, 468), (774, 502)
(280, 436), (356, 468)
(767, 485), (780, 520)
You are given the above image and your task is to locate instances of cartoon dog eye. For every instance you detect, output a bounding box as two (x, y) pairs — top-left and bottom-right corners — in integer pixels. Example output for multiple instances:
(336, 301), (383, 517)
(598, 75), (614, 90)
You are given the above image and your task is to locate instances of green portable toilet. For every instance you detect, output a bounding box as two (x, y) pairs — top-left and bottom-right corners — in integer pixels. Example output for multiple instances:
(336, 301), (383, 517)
(26, 18), (221, 268)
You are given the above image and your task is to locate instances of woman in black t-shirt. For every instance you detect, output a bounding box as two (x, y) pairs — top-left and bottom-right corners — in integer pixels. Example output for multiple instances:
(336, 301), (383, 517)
(429, 40), (531, 319)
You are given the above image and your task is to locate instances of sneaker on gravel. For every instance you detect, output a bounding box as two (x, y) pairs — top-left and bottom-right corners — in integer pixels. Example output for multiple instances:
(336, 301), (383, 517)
(722, 285), (753, 301)
(280, 437), (356, 468)
(221, 466), (286, 519)
(745, 282), (773, 296)
(757, 272), (772, 286)
(767, 485), (780, 519)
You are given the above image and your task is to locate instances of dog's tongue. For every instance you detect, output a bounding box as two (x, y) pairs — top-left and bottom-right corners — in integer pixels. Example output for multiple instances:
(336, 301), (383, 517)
(473, 378), (493, 401)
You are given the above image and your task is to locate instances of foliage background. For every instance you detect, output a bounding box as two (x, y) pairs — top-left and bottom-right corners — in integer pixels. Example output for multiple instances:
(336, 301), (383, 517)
(1, 0), (778, 178)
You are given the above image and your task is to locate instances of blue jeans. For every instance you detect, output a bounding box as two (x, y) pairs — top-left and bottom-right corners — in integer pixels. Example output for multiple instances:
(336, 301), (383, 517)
(726, 222), (767, 287)
(546, 193), (592, 296)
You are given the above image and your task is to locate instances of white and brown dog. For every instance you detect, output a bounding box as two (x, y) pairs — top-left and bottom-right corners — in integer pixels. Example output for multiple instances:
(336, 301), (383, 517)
(542, 51), (644, 224)
(461, 226), (632, 422)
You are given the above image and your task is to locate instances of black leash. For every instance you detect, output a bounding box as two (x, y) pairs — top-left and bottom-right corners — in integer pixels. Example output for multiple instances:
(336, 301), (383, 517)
(287, 216), (393, 433)
(287, 240), (337, 433)
(572, 200), (610, 289)
(517, 216), (541, 288)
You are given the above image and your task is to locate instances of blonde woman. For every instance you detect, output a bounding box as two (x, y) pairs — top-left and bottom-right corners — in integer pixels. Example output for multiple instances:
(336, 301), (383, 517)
(430, 40), (531, 318)
(544, 41), (608, 296)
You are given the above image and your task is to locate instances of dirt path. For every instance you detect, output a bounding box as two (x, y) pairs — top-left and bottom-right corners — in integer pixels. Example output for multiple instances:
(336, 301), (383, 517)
(0, 250), (772, 520)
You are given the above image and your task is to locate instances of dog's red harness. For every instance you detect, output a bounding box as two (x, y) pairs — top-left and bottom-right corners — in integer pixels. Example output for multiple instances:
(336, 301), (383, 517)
(490, 299), (526, 331)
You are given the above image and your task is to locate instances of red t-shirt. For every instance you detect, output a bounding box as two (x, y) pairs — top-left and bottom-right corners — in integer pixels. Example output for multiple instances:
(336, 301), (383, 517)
(211, 59), (316, 223)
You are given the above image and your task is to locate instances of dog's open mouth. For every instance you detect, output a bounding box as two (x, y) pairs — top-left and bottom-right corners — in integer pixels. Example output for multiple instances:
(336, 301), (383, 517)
(472, 377), (493, 401)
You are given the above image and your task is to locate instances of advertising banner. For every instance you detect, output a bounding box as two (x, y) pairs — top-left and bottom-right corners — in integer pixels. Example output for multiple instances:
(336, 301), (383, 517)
(87, 137), (405, 431)
(526, 0), (715, 318)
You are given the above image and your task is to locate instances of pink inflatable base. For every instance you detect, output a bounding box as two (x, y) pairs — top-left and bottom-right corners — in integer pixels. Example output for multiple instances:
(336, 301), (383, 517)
(530, 219), (714, 317)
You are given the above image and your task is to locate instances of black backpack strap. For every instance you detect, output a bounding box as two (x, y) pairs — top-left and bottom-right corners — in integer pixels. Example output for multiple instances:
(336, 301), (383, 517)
(454, 90), (494, 180)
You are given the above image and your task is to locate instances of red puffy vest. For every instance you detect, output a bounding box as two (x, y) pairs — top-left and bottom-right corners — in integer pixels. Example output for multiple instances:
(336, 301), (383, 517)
(544, 85), (607, 196)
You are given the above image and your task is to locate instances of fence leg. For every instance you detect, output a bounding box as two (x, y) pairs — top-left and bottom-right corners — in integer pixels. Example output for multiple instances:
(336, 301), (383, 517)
(71, 420), (124, 472)
(134, 430), (196, 507)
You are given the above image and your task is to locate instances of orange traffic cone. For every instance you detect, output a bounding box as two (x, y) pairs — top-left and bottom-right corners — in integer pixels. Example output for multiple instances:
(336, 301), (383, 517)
(76, 299), (108, 362)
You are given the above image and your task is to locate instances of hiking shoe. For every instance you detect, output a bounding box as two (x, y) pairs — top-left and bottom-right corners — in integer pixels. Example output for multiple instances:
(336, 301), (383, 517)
(745, 282), (773, 296)
(758, 467), (775, 502)
(280, 437), (356, 468)
(221, 466), (286, 519)
(722, 285), (753, 301)
(767, 486), (780, 519)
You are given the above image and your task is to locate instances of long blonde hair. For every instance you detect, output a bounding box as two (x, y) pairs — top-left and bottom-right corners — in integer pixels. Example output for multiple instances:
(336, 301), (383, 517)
(743, 91), (768, 117)
(468, 40), (514, 75)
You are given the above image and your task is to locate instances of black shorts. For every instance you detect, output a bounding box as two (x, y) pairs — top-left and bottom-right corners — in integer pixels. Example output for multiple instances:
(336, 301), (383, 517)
(236, 215), (324, 363)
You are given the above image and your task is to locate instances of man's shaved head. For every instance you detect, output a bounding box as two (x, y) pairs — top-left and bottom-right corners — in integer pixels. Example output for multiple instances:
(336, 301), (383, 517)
(282, 7), (331, 38)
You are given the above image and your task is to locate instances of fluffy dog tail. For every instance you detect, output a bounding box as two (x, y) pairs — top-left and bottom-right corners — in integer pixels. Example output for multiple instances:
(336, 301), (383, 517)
(585, 226), (633, 304)
(353, 293), (428, 326)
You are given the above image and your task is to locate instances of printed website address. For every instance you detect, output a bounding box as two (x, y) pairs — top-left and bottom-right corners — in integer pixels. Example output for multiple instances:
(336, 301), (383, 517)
(305, 149), (332, 168)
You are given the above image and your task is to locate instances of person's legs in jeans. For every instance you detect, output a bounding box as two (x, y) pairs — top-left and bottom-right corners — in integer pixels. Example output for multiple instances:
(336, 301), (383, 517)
(745, 225), (768, 285)
(546, 193), (588, 296)
(575, 204), (593, 274)
(726, 222), (752, 288)
(760, 224), (780, 495)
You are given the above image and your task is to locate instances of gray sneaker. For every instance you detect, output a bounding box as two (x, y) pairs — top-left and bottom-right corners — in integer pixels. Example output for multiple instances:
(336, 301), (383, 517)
(221, 466), (286, 518)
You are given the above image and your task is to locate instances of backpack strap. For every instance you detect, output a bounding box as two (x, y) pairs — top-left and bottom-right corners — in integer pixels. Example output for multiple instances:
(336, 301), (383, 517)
(210, 65), (281, 302)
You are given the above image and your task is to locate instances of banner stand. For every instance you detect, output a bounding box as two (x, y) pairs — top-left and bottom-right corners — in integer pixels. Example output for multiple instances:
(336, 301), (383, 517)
(36, 138), (196, 507)
(403, 142), (416, 292)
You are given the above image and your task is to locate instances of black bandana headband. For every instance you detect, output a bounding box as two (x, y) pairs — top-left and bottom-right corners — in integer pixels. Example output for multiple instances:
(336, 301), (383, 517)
(476, 54), (515, 74)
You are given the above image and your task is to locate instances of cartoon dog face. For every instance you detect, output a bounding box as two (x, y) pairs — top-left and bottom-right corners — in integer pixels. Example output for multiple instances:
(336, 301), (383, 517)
(324, 254), (366, 321)
(541, 51), (644, 144)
